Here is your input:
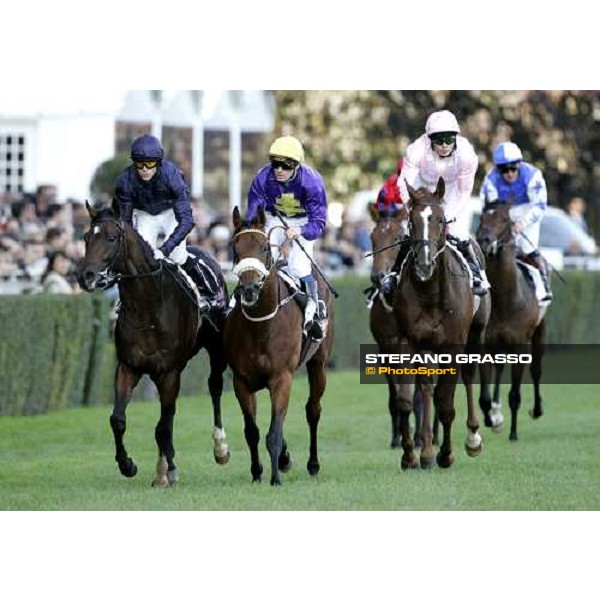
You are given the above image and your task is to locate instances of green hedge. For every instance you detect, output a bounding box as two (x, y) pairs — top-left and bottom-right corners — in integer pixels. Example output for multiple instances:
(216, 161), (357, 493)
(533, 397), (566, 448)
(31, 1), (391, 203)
(1, 271), (599, 415)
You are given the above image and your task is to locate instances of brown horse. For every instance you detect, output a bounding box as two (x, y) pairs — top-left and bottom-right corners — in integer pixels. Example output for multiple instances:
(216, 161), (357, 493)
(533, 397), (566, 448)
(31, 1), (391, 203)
(476, 201), (547, 440)
(393, 179), (490, 470)
(77, 203), (230, 486)
(367, 203), (423, 448)
(224, 206), (334, 486)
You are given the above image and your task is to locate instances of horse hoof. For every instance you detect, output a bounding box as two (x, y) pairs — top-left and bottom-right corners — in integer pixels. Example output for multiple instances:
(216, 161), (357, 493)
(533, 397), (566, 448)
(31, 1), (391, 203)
(251, 465), (263, 483)
(465, 442), (483, 458)
(420, 454), (436, 470)
(279, 452), (293, 473)
(167, 469), (179, 485)
(214, 451), (230, 466)
(401, 454), (419, 470)
(270, 477), (283, 487)
(118, 459), (138, 478)
(436, 453), (455, 469)
(307, 461), (320, 476)
(390, 436), (402, 449)
(151, 476), (169, 488)
(528, 408), (543, 420)
(509, 433), (518, 442)
(492, 423), (504, 433)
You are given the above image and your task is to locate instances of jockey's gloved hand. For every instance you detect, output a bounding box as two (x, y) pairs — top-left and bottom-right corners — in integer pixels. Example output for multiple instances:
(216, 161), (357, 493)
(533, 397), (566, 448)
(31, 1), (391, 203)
(153, 248), (165, 261)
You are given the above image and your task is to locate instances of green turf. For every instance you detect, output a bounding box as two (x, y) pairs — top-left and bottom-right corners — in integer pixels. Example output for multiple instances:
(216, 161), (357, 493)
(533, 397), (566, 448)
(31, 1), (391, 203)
(0, 372), (598, 510)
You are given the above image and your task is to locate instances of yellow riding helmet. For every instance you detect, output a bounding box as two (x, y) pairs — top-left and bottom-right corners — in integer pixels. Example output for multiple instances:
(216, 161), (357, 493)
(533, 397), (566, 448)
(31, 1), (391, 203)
(268, 136), (305, 163)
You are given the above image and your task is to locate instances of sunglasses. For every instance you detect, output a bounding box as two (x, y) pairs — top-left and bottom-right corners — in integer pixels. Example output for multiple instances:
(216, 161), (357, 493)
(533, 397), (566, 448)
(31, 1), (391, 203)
(430, 134), (456, 146)
(133, 160), (159, 170)
(270, 159), (296, 171)
(499, 164), (519, 174)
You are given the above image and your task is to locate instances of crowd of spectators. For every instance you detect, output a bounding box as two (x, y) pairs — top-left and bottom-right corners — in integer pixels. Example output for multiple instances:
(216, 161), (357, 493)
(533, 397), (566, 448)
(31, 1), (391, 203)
(0, 187), (376, 296)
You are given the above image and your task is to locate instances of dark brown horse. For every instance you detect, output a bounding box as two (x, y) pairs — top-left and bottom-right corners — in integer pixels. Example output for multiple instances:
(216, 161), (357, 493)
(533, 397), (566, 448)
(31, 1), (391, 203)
(476, 201), (547, 440)
(367, 203), (423, 448)
(393, 179), (490, 469)
(77, 203), (230, 486)
(224, 206), (334, 486)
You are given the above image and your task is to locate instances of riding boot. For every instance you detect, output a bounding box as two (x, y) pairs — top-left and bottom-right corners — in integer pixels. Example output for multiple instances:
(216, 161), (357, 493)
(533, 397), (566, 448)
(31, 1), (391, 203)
(526, 251), (553, 300)
(381, 236), (411, 302)
(182, 257), (223, 315)
(457, 239), (488, 296)
(302, 276), (324, 341)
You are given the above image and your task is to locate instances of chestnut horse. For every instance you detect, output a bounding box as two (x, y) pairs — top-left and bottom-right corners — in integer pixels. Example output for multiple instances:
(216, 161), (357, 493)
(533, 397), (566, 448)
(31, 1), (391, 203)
(393, 179), (490, 470)
(476, 201), (547, 440)
(77, 203), (230, 486)
(367, 204), (424, 448)
(224, 207), (334, 486)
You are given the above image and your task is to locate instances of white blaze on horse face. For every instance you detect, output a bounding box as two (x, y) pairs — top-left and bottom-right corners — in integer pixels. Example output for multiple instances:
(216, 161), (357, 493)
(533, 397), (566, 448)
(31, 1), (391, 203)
(420, 206), (432, 262)
(93, 225), (100, 235)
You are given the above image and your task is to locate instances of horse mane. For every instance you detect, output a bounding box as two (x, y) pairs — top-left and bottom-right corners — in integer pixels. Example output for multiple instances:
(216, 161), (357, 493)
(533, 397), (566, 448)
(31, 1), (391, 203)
(91, 206), (157, 266)
(483, 200), (511, 213)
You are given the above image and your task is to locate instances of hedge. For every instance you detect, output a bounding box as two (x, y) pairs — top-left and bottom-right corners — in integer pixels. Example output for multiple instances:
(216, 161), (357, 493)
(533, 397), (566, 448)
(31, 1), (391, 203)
(1, 270), (599, 415)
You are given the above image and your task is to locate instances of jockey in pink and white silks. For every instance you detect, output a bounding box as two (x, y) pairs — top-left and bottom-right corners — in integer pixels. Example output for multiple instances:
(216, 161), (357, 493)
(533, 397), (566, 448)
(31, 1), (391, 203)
(382, 110), (489, 298)
(480, 141), (552, 300)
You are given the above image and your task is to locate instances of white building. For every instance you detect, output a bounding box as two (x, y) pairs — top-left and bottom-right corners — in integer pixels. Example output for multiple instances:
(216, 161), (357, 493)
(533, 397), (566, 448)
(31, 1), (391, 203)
(0, 90), (275, 206)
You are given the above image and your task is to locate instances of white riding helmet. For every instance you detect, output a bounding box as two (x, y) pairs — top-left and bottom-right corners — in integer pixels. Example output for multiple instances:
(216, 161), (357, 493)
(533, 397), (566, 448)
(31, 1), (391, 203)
(425, 110), (461, 136)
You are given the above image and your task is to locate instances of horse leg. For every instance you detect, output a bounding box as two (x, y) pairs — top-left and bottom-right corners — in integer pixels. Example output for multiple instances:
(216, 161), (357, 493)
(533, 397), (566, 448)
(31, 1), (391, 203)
(306, 356), (327, 476)
(435, 377), (458, 469)
(266, 372), (293, 486)
(233, 377), (262, 483)
(432, 396), (439, 447)
(508, 363), (525, 441)
(412, 385), (423, 448)
(207, 344), (230, 465)
(152, 370), (181, 487)
(388, 374), (402, 448)
(491, 363), (505, 432)
(110, 362), (141, 478)
(479, 362), (493, 427)
(398, 377), (417, 470)
(419, 377), (436, 469)
(529, 320), (545, 420)
(461, 361), (483, 458)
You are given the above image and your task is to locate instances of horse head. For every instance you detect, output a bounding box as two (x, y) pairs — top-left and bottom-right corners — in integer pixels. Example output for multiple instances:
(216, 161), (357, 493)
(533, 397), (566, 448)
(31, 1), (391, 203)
(477, 200), (514, 258)
(406, 178), (447, 282)
(231, 206), (274, 307)
(369, 202), (409, 290)
(77, 200), (157, 291)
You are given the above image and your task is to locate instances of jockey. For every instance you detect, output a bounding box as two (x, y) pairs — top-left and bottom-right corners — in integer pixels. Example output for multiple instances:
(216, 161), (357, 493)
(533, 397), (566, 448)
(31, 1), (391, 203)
(246, 135), (327, 340)
(375, 159), (405, 214)
(115, 134), (224, 315)
(480, 141), (552, 300)
(382, 110), (489, 298)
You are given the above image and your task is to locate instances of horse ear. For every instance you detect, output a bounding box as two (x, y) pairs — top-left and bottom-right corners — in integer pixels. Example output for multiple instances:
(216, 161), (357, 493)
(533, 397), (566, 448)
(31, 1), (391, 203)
(435, 178), (445, 201)
(405, 180), (417, 201)
(86, 200), (98, 219)
(256, 206), (266, 228)
(368, 202), (379, 223)
(232, 206), (242, 230)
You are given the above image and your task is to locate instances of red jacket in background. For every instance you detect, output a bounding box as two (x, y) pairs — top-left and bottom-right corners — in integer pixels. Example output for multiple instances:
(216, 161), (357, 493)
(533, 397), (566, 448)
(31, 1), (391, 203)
(375, 159), (405, 212)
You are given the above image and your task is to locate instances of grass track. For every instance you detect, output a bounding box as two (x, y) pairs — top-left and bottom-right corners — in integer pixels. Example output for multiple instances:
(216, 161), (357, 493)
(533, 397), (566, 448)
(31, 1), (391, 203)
(0, 372), (598, 510)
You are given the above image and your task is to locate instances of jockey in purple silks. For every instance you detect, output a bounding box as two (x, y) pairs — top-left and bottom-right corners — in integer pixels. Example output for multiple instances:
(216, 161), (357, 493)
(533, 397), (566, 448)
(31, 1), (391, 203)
(246, 135), (328, 339)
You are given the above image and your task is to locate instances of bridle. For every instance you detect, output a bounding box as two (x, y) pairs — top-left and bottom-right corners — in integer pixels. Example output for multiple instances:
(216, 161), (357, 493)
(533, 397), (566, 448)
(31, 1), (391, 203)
(408, 202), (448, 265)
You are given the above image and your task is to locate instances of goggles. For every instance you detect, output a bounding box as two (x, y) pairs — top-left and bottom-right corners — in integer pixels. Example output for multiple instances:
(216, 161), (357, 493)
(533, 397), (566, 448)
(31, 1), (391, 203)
(430, 133), (457, 146)
(499, 163), (519, 174)
(270, 158), (296, 171)
(133, 160), (159, 170)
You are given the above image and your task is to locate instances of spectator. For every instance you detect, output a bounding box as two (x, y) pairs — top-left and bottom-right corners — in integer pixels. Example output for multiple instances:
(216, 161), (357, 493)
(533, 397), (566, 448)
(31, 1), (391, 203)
(566, 196), (589, 234)
(42, 251), (78, 294)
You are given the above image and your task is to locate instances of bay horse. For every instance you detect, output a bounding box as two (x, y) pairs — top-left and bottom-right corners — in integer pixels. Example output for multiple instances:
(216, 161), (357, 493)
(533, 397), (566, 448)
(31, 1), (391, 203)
(476, 201), (547, 440)
(224, 206), (334, 486)
(393, 179), (490, 470)
(77, 202), (230, 487)
(368, 203), (423, 449)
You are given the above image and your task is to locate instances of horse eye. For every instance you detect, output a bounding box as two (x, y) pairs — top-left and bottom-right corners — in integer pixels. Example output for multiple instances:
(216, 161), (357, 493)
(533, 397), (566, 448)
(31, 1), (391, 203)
(106, 235), (118, 242)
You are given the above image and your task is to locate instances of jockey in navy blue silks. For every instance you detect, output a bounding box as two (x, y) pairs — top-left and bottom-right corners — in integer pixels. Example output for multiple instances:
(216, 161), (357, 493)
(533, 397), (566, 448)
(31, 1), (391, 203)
(115, 134), (224, 314)
(479, 141), (552, 300)
(246, 135), (328, 339)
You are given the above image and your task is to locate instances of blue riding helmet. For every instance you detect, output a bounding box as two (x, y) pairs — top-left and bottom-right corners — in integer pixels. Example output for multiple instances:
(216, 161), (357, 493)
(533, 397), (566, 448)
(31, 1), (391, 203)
(493, 142), (523, 166)
(130, 134), (164, 161)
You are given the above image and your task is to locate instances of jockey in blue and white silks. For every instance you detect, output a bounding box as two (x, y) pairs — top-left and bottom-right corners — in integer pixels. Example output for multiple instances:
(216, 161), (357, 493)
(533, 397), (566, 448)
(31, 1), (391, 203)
(245, 135), (328, 339)
(479, 141), (552, 299)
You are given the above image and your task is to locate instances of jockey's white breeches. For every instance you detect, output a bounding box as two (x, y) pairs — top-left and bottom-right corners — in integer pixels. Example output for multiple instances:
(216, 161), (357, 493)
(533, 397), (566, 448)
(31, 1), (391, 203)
(265, 214), (314, 279)
(133, 208), (188, 265)
(509, 204), (541, 254)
